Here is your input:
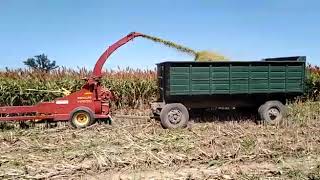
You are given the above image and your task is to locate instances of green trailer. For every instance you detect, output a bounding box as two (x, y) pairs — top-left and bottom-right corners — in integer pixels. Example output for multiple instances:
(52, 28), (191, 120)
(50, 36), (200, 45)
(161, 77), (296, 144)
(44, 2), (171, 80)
(151, 56), (307, 128)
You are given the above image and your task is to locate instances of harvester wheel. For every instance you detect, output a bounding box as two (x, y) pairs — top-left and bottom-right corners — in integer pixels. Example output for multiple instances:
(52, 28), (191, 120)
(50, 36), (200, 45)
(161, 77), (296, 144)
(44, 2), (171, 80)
(160, 103), (189, 129)
(258, 101), (286, 125)
(70, 107), (95, 128)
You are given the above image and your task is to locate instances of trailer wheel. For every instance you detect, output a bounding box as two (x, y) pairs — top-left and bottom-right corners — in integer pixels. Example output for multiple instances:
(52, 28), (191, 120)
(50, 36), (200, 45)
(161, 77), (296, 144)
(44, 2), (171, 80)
(258, 101), (286, 125)
(70, 107), (95, 128)
(160, 103), (189, 129)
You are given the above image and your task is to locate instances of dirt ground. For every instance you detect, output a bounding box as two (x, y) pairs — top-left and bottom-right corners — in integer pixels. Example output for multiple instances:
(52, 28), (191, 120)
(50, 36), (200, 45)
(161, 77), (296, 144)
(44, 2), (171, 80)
(0, 109), (319, 180)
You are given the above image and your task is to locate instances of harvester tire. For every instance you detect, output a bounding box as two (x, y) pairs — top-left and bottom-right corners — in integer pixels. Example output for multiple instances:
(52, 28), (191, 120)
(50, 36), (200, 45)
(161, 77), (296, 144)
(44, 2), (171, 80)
(258, 101), (286, 125)
(160, 103), (189, 129)
(70, 107), (95, 128)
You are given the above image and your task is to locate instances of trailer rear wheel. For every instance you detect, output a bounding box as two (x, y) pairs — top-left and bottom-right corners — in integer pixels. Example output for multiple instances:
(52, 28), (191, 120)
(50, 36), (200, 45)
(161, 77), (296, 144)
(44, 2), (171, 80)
(160, 103), (189, 129)
(70, 107), (95, 128)
(258, 101), (286, 124)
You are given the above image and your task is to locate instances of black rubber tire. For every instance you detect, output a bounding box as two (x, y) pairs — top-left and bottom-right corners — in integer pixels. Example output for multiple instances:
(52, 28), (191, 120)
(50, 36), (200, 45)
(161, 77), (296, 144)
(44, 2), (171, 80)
(160, 103), (189, 129)
(258, 101), (286, 125)
(70, 107), (95, 128)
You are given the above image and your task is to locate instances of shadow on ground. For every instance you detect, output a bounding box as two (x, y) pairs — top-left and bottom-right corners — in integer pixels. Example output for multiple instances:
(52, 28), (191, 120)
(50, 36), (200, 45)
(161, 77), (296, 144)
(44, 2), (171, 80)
(189, 108), (259, 123)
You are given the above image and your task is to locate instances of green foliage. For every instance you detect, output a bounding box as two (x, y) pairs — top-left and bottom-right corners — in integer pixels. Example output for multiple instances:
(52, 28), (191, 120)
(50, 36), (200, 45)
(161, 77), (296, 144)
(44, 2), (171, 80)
(0, 67), (157, 109)
(305, 65), (320, 100)
(23, 54), (58, 73)
(286, 101), (320, 124)
(240, 137), (256, 154)
(0, 65), (319, 109)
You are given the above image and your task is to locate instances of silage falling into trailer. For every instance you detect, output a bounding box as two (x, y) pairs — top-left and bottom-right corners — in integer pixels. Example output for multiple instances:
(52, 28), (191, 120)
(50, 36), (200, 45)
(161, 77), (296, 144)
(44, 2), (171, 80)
(140, 34), (228, 61)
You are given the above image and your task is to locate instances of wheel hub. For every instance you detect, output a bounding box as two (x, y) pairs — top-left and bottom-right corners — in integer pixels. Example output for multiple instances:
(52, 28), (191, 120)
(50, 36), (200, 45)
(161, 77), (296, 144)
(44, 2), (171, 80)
(75, 113), (89, 125)
(168, 109), (182, 124)
(268, 108), (280, 120)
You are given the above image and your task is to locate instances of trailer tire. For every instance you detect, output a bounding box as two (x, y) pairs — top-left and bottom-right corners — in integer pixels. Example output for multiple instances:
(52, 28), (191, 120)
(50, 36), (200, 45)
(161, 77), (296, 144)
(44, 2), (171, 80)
(258, 101), (286, 125)
(160, 103), (189, 129)
(70, 107), (95, 128)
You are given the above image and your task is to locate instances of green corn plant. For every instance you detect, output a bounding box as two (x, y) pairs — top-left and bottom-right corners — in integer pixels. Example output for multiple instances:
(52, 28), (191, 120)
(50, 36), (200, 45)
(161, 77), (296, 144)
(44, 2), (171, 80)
(0, 65), (319, 109)
(0, 67), (157, 109)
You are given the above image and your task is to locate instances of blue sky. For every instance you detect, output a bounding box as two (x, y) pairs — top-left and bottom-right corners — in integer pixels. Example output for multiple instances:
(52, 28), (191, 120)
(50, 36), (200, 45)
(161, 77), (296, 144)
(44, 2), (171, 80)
(0, 0), (319, 70)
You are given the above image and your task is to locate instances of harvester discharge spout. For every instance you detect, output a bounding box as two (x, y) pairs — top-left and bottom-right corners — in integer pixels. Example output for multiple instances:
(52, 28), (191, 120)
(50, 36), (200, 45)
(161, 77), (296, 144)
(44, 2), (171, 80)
(91, 32), (143, 80)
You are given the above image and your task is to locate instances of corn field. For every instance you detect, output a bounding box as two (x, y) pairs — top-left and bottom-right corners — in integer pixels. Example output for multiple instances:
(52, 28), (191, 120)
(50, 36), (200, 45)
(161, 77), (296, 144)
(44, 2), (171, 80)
(0, 65), (319, 109)
(306, 64), (320, 100)
(0, 67), (157, 109)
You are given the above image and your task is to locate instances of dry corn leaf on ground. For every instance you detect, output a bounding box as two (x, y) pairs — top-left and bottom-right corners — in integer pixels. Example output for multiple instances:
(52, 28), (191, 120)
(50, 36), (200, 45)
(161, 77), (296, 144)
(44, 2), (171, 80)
(0, 101), (319, 179)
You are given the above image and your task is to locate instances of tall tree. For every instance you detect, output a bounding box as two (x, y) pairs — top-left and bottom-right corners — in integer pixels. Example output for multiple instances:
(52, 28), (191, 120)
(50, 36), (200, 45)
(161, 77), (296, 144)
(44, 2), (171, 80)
(23, 54), (58, 73)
